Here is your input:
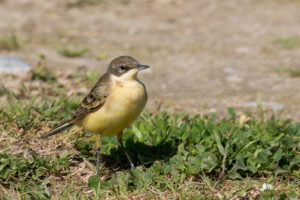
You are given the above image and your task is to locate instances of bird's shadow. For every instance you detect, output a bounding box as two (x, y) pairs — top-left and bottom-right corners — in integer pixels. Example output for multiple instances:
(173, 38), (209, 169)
(102, 138), (178, 171)
(73, 137), (178, 172)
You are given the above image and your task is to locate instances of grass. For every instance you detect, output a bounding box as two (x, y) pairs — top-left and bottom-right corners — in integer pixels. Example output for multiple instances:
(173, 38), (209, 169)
(287, 68), (300, 77)
(0, 33), (21, 50)
(0, 97), (299, 199)
(277, 67), (300, 78)
(66, 0), (104, 8)
(95, 52), (108, 61)
(0, 72), (299, 199)
(31, 54), (57, 81)
(58, 47), (89, 58)
(272, 36), (300, 49)
(77, 71), (100, 88)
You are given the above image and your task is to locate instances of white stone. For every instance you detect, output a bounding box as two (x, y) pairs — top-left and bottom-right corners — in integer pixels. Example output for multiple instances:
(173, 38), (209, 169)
(0, 56), (31, 74)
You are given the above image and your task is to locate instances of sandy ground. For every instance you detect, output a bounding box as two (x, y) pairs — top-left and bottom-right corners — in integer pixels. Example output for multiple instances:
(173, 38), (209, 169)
(0, 0), (300, 120)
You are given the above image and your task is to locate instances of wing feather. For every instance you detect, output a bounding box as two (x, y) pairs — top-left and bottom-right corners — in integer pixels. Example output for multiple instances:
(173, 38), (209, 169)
(73, 73), (111, 120)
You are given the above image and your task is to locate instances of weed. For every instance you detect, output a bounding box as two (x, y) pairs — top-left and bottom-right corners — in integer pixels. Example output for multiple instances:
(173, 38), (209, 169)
(95, 52), (108, 61)
(58, 48), (89, 58)
(31, 54), (56, 81)
(86, 110), (299, 198)
(66, 0), (103, 7)
(287, 68), (300, 77)
(273, 36), (300, 48)
(277, 67), (300, 78)
(0, 33), (21, 50)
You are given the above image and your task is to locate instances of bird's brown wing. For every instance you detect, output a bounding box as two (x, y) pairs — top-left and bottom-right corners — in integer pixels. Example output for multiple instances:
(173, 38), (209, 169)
(73, 73), (111, 120)
(41, 72), (111, 138)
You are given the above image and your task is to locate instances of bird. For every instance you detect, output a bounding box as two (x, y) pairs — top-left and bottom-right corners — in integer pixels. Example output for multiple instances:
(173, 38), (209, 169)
(41, 56), (149, 176)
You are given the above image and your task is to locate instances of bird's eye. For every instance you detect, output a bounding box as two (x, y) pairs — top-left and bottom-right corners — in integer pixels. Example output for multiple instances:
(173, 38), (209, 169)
(120, 65), (126, 70)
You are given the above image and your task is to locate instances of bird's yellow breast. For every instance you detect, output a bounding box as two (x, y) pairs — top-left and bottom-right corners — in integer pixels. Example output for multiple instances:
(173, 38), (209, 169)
(79, 77), (147, 136)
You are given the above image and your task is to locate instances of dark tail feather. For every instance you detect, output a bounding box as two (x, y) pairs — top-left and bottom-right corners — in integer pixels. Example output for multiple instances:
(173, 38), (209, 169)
(41, 120), (74, 139)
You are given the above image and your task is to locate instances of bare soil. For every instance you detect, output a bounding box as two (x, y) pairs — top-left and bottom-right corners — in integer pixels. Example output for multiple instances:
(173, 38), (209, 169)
(1, 0), (300, 120)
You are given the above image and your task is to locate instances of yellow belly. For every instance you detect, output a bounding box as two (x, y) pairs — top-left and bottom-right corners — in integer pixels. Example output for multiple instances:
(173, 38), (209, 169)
(78, 80), (147, 136)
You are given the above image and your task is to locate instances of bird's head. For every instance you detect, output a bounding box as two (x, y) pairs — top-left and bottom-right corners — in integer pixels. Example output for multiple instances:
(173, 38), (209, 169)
(108, 56), (149, 80)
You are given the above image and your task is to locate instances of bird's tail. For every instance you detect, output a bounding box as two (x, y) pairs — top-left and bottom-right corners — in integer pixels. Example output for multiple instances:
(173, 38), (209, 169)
(41, 119), (75, 139)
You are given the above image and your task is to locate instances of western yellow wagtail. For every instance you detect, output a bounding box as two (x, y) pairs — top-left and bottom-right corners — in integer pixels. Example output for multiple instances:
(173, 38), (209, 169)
(42, 56), (149, 176)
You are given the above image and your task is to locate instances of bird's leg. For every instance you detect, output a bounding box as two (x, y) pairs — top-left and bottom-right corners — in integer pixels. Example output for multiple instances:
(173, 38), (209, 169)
(96, 134), (101, 177)
(117, 133), (136, 170)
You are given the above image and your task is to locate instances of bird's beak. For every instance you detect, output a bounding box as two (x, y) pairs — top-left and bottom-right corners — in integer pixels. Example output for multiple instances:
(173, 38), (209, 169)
(137, 64), (150, 70)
